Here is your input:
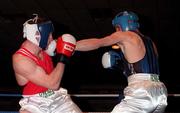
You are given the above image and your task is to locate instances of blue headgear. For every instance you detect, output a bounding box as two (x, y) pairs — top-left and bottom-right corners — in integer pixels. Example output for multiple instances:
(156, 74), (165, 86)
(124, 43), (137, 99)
(112, 11), (140, 31)
(23, 15), (54, 49)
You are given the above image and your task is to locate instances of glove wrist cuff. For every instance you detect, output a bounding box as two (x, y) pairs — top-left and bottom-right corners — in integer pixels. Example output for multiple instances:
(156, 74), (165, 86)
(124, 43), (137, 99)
(56, 54), (70, 64)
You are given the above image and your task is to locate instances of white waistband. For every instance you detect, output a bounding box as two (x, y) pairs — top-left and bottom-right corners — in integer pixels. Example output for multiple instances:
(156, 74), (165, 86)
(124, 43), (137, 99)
(22, 87), (67, 98)
(128, 73), (160, 84)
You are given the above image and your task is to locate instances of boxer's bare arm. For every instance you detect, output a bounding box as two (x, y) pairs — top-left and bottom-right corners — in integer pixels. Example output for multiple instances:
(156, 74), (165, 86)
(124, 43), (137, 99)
(12, 54), (65, 90)
(75, 31), (145, 63)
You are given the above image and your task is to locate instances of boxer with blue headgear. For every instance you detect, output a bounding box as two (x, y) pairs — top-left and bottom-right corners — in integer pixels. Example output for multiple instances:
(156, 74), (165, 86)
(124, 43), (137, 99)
(112, 11), (139, 31)
(76, 10), (168, 113)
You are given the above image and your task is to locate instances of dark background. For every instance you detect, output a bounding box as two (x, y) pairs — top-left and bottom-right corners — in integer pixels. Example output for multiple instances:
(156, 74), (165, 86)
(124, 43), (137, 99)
(0, 0), (179, 112)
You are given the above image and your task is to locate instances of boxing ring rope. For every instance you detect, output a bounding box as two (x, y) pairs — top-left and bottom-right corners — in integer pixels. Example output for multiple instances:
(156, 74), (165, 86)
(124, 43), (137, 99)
(0, 93), (179, 113)
(0, 93), (180, 97)
(0, 93), (118, 113)
(0, 111), (115, 113)
(0, 111), (110, 113)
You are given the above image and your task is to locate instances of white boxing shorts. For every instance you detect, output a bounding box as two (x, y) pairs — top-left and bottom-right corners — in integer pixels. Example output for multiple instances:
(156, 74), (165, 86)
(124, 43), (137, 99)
(19, 88), (82, 113)
(111, 73), (167, 113)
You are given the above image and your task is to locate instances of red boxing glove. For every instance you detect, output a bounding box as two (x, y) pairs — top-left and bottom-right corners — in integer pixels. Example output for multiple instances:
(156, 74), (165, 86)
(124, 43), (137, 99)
(56, 34), (76, 63)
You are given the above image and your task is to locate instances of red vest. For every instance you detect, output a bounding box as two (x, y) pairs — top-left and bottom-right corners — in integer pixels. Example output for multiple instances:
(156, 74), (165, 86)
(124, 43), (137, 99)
(15, 48), (54, 95)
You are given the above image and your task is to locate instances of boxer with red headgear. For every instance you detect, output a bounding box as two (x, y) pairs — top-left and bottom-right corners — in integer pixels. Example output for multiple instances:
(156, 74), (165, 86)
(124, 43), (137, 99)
(12, 14), (82, 113)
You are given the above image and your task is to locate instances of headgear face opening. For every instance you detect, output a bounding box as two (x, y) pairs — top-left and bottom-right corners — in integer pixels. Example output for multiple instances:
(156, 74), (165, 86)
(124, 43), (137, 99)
(23, 15), (54, 49)
(112, 11), (140, 31)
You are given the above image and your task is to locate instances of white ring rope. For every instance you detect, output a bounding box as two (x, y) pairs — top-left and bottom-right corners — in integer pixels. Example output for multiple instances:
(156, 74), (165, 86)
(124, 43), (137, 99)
(0, 93), (179, 97)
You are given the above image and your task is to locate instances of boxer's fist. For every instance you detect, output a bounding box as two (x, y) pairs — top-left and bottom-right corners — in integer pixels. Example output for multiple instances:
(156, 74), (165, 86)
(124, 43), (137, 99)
(56, 34), (76, 64)
(102, 50), (123, 70)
